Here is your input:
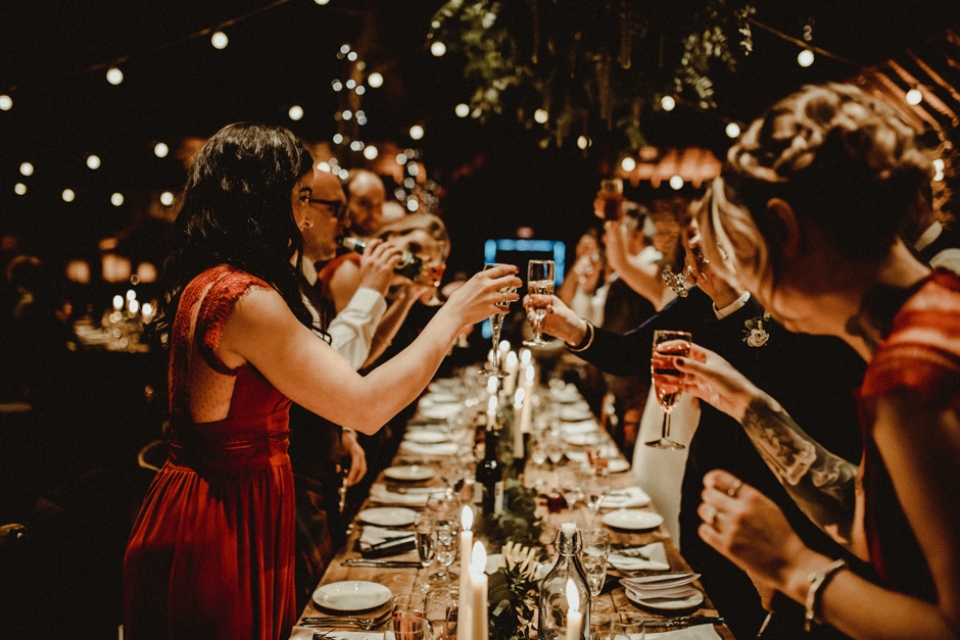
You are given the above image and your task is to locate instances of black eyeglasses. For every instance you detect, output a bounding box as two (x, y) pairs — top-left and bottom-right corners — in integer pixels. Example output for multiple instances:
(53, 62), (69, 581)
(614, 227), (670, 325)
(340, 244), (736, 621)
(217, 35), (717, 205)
(301, 196), (346, 220)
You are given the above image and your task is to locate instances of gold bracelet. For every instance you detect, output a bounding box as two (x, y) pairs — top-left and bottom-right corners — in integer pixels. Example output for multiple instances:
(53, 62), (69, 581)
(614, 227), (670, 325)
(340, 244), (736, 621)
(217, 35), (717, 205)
(805, 558), (847, 631)
(566, 322), (595, 352)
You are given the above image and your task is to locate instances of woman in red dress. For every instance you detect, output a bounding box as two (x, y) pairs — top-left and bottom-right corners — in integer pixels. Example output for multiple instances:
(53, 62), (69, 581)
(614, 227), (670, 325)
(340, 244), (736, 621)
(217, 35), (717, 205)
(122, 122), (521, 640)
(668, 83), (960, 638)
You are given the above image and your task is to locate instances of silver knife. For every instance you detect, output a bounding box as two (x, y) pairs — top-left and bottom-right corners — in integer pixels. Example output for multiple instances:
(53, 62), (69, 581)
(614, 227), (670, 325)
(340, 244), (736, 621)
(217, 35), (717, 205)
(342, 559), (421, 568)
(656, 616), (724, 627)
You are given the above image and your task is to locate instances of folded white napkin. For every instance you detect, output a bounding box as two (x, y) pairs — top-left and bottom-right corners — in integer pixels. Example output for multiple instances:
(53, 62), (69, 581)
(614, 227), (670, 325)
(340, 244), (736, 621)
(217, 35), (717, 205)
(359, 525), (415, 550)
(608, 541), (670, 571)
(399, 441), (459, 456)
(622, 572), (701, 593)
(601, 486), (651, 509)
(645, 626), (722, 640)
(369, 485), (431, 506)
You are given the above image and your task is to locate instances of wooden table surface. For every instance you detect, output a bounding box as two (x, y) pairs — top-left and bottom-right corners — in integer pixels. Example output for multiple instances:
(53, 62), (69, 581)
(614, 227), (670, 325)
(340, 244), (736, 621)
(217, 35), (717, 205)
(297, 380), (736, 639)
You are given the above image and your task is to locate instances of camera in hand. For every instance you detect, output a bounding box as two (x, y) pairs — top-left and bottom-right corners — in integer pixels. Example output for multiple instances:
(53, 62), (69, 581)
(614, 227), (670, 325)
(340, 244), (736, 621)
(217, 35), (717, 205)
(338, 236), (424, 280)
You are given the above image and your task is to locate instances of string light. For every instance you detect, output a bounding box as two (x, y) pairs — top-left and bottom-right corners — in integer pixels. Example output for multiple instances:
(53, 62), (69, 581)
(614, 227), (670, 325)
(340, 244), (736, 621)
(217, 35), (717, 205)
(367, 72), (383, 88)
(19, 162), (34, 176)
(797, 49), (815, 67)
(455, 103), (470, 117)
(333, 133), (344, 144)
(406, 199), (419, 212)
(534, 109), (548, 124)
(660, 96), (676, 111)
(342, 110), (353, 121)
(317, 162), (330, 172)
(0, 95), (12, 111)
(340, 44), (351, 54)
(346, 79), (356, 89)
(430, 41), (446, 57)
(669, 175), (684, 190)
(347, 51), (358, 61)
(288, 105), (304, 121)
(332, 80), (343, 91)
(154, 142), (169, 158)
(106, 67), (124, 85)
(396, 154), (408, 165)
(350, 140), (364, 151)
(409, 125), (424, 140)
(905, 87), (922, 105)
(621, 156), (637, 172)
(725, 122), (741, 138)
(355, 86), (365, 95)
(338, 168), (349, 180)
(407, 162), (420, 176)
(363, 146), (378, 160)
(14, 183), (26, 195)
(314, 0), (330, 5)
(86, 155), (101, 170)
(111, 193), (124, 206)
(62, 189), (76, 202)
(211, 31), (229, 49)
(160, 191), (175, 206)
(577, 136), (590, 149)
(933, 158), (945, 181)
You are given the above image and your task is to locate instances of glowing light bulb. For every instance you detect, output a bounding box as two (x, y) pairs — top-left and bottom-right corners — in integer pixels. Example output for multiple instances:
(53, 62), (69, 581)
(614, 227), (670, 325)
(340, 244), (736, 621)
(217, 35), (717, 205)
(396, 154), (408, 165)
(318, 162), (330, 172)
(62, 189), (76, 202)
(346, 79), (356, 89)
(367, 72), (383, 88)
(661, 95), (676, 111)
(338, 168), (349, 180)
(534, 109), (548, 124)
(288, 105), (304, 121)
(314, 0), (330, 5)
(726, 122), (741, 139)
(355, 86), (365, 95)
(430, 41), (446, 57)
(577, 136), (590, 149)
(350, 140), (363, 151)
(797, 49), (815, 67)
(86, 155), (101, 170)
(347, 51), (357, 61)
(621, 156), (637, 172)
(0, 95), (12, 111)
(106, 67), (124, 85)
(154, 142), (169, 158)
(342, 110), (353, 121)
(14, 183), (26, 195)
(455, 103), (470, 118)
(669, 175), (684, 190)
(211, 31), (228, 49)
(406, 199), (419, 212)
(111, 192), (124, 206)
(332, 80), (343, 91)
(340, 44), (351, 54)
(409, 125), (424, 140)
(160, 191), (175, 206)
(906, 88), (922, 105)
(332, 134), (343, 144)
(19, 162), (34, 176)
(363, 145), (378, 160)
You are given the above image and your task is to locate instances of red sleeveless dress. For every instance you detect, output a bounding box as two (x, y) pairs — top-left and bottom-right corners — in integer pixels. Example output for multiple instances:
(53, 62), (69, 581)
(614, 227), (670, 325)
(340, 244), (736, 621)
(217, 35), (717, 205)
(123, 266), (297, 639)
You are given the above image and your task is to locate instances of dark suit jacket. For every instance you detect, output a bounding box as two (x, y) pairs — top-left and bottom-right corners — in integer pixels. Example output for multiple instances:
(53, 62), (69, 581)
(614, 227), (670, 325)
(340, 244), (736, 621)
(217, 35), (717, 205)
(578, 287), (867, 639)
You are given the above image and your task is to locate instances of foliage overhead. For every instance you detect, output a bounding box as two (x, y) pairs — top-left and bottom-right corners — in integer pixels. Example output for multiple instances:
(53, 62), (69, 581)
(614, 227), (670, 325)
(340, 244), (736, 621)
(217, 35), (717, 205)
(427, 0), (755, 149)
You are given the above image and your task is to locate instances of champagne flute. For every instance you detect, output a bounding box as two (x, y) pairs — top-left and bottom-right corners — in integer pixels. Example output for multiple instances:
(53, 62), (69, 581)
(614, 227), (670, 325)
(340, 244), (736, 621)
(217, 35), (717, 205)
(480, 263), (516, 378)
(645, 330), (692, 450)
(420, 263), (446, 307)
(523, 259), (556, 347)
(415, 516), (436, 593)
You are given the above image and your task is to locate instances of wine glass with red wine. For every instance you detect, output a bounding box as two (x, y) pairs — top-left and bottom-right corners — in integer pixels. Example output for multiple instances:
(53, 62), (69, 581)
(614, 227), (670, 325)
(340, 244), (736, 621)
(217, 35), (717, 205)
(645, 330), (692, 450)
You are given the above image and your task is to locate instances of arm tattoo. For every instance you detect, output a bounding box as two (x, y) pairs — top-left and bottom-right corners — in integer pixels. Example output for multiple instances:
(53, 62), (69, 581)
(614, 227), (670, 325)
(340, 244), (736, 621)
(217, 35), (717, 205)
(741, 396), (858, 547)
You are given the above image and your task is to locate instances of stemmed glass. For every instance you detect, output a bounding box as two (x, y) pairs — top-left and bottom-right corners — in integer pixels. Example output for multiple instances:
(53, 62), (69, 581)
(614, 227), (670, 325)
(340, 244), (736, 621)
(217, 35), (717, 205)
(425, 586), (459, 640)
(523, 259), (555, 347)
(480, 263), (517, 378)
(414, 515), (436, 593)
(611, 612), (646, 640)
(582, 474), (607, 525)
(420, 264), (446, 307)
(432, 523), (458, 584)
(645, 329), (692, 450)
(581, 528), (611, 596)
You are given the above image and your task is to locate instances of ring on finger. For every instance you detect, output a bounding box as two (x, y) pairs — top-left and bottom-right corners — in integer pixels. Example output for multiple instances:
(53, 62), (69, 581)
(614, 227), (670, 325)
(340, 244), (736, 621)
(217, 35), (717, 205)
(500, 291), (507, 306)
(704, 504), (718, 528)
(726, 480), (742, 499)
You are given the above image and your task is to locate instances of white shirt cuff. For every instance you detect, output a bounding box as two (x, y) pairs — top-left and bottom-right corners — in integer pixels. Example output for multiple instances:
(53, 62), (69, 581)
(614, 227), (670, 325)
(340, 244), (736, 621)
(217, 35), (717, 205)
(713, 291), (751, 320)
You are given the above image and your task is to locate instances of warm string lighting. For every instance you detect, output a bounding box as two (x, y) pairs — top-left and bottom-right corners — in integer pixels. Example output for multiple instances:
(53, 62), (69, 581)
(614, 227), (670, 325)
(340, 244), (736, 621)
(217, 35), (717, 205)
(0, 95), (12, 110)
(210, 31), (229, 50)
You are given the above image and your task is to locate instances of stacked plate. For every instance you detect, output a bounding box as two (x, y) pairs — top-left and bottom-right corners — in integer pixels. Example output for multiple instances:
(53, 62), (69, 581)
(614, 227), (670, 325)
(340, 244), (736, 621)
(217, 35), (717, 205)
(622, 573), (704, 610)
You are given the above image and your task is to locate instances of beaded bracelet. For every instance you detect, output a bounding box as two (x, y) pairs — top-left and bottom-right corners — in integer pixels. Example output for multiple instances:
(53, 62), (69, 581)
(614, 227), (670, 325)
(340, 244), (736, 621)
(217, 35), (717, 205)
(805, 558), (847, 631)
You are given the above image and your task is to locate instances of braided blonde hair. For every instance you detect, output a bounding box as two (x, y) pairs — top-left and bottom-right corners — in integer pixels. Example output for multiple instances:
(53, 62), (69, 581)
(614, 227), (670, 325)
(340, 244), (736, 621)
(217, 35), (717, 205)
(700, 83), (932, 289)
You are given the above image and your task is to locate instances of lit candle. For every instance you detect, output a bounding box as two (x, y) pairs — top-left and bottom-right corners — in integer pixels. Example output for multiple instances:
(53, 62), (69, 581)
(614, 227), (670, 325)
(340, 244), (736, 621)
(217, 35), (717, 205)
(470, 541), (489, 640)
(487, 395), (498, 430)
(459, 506), (474, 637)
(503, 351), (519, 395)
(513, 387), (525, 456)
(565, 578), (582, 640)
(112, 295), (123, 312)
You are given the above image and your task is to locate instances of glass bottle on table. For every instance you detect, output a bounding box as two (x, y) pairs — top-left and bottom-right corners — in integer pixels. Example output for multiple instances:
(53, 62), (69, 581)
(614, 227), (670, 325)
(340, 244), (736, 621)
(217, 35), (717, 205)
(475, 418), (504, 517)
(538, 522), (591, 640)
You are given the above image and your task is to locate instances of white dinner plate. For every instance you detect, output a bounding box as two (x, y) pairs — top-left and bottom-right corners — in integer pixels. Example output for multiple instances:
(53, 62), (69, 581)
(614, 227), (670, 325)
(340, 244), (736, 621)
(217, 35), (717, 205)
(423, 392), (460, 404)
(625, 585), (703, 611)
(357, 507), (419, 527)
(602, 509), (664, 531)
(559, 407), (595, 422)
(383, 465), (436, 482)
(312, 580), (393, 612)
(404, 431), (449, 445)
(562, 433), (601, 447)
(606, 459), (630, 473)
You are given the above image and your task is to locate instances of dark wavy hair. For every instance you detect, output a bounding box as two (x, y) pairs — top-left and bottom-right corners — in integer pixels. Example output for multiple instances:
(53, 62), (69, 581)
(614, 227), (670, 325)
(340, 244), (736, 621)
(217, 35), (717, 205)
(153, 122), (315, 349)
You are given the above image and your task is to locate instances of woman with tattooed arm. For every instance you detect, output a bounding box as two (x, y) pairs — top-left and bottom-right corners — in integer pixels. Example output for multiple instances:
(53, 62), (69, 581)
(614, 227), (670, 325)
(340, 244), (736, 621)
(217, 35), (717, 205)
(672, 83), (960, 639)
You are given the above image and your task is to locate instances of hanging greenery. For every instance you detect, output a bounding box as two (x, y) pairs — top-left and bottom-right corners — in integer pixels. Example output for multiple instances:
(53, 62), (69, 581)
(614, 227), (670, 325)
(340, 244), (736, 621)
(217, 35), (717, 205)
(427, 0), (755, 149)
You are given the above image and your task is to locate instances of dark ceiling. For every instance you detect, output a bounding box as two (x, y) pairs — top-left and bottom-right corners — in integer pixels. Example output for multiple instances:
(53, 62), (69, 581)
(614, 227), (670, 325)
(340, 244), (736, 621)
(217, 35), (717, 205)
(2, 0), (959, 272)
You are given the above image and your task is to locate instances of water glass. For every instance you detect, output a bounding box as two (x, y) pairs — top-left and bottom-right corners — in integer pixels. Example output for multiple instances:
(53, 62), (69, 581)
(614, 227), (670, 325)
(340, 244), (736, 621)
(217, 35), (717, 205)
(581, 528), (611, 596)
(392, 592), (427, 640)
(431, 522), (458, 583)
(425, 585), (459, 640)
(610, 612), (646, 640)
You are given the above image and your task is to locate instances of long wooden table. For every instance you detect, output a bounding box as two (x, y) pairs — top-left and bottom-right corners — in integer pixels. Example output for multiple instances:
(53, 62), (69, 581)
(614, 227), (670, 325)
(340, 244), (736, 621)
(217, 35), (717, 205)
(297, 379), (736, 639)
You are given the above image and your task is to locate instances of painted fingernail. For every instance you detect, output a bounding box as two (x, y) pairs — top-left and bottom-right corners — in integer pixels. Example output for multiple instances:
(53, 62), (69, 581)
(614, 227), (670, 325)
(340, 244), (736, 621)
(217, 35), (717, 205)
(676, 358), (685, 365)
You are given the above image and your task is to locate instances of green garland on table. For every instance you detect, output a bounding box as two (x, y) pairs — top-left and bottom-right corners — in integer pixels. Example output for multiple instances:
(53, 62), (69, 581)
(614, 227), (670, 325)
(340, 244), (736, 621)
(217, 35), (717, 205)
(474, 481), (549, 640)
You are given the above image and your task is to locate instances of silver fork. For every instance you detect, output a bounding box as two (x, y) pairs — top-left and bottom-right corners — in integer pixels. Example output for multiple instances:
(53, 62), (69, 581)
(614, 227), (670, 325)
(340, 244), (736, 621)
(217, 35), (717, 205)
(301, 611), (392, 630)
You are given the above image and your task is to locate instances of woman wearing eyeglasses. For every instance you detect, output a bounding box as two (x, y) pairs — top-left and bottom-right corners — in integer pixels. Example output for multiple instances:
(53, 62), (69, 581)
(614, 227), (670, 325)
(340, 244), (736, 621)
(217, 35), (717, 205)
(122, 122), (521, 640)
